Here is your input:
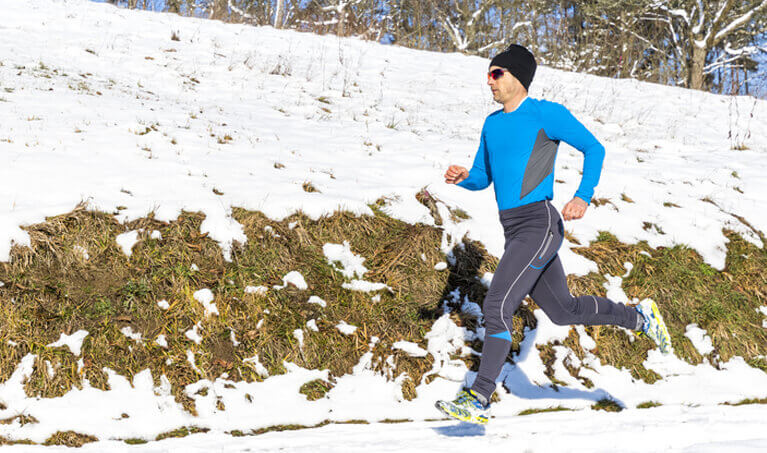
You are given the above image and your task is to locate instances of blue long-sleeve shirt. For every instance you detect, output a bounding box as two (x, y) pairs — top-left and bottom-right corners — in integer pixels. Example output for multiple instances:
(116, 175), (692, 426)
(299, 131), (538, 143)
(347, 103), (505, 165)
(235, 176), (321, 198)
(457, 97), (605, 209)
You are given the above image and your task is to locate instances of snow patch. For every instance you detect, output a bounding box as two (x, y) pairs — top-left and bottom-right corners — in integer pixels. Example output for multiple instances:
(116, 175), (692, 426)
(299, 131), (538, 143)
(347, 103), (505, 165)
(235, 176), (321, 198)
(185, 322), (203, 345)
(273, 271), (308, 290)
(47, 330), (88, 356)
(193, 288), (219, 316)
(307, 295), (327, 307)
(685, 324), (715, 355)
(115, 230), (140, 257)
(392, 341), (428, 358)
(245, 285), (268, 295)
(336, 321), (357, 335)
(323, 240), (368, 279)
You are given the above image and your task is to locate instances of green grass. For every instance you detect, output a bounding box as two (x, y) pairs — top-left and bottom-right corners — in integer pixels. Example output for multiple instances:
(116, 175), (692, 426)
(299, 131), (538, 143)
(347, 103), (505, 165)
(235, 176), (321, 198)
(0, 201), (763, 434)
(566, 229), (767, 383)
(636, 401), (662, 409)
(518, 406), (574, 416)
(591, 398), (623, 412)
(723, 397), (767, 406)
(155, 426), (208, 441)
(44, 431), (98, 447)
(0, 201), (489, 410)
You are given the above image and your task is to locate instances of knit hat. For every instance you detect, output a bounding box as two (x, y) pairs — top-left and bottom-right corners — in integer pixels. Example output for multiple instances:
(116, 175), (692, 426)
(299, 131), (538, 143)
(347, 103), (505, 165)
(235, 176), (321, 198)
(489, 44), (537, 91)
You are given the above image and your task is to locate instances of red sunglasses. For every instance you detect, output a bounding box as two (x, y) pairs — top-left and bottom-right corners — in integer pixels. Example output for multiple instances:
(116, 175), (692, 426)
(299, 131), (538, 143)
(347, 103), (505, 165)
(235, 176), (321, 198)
(487, 68), (508, 80)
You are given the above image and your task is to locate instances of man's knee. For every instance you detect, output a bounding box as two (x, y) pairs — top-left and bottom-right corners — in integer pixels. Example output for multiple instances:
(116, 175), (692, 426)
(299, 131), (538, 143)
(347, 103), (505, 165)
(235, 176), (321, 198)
(540, 296), (581, 326)
(547, 309), (574, 326)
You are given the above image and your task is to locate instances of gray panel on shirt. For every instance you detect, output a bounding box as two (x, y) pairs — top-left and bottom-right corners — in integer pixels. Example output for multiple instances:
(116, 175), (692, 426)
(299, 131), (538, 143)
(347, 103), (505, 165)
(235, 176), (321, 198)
(520, 128), (559, 200)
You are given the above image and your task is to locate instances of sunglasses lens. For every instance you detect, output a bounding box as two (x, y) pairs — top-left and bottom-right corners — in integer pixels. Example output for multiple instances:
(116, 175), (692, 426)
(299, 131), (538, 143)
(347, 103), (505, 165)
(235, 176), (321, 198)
(488, 69), (504, 80)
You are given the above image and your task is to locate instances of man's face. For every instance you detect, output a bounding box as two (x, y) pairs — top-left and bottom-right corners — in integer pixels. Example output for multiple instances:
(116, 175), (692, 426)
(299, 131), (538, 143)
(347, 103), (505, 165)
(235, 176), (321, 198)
(487, 65), (523, 104)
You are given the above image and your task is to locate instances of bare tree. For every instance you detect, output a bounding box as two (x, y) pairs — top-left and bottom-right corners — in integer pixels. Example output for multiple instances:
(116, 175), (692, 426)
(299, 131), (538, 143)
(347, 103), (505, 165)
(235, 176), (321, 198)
(629, 0), (767, 89)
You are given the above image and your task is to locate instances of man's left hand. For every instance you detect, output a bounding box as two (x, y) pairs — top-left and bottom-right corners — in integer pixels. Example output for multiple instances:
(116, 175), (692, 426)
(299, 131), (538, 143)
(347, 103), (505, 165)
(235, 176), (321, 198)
(562, 197), (588, 221)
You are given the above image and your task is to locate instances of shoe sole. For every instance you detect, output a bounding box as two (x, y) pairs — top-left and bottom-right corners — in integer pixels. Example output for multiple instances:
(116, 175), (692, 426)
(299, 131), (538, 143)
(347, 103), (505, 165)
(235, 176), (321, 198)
(435, 401), (488, 425)
(648, 300), (673, 354)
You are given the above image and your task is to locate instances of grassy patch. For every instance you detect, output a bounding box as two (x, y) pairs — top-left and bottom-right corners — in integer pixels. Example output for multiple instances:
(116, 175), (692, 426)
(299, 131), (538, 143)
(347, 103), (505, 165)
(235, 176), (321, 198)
(299, 378), (334, 401)
(44, 431), (98, 447)
(591, 398), (623, 412)
(0, 202), (490, 409)
(517, 406), (574, 416)
(723, 397), (767, 406)
(636, 401), (662, 409)
(155, 426), (209, 441)
(252, 421), (330, 435)
(0, 437), (36, 446)
(570, 229), (767, 382)
(0, 200), (763, 430)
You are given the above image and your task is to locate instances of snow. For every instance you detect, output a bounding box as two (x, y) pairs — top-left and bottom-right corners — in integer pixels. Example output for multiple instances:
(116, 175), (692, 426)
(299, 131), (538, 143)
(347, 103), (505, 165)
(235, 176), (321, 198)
(293, 329), (305, 348)
(273, 271), (309, 290)
(341, 279), (392, 293)
(307, 295), (327, 307)
(186, 350), (202, 374)
(0, 0), (766, 449)
(575, 325), (597, 351)
(23, 405), (763, 452)
(685, 323), (716, 355)
(115, 230), (140, 257)
(155, 335), (168, 348)
(392, 341), (429, 358)
(245, 285), (268, 295)
(243, 355), (270, 378)
(307, 319), (319, 332)
(193, 288), (219, 316)
(336, 321), (358, 335)
(323, 242), (391, 292)
(157, 299), (170, 310)
(323, 240), (368, 279)
(185, 322), (203, 345)
(120, 326), (143, 344)
(73, 245), (89, 260)
(434, 261), (448, 270)
(46, 330), (89, 357)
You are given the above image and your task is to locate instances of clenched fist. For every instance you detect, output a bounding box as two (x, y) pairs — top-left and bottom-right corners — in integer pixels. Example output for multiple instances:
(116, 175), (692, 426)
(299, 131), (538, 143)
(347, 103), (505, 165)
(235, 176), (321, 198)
(562, 197), (588, 221)
(444, 165), (469, 184)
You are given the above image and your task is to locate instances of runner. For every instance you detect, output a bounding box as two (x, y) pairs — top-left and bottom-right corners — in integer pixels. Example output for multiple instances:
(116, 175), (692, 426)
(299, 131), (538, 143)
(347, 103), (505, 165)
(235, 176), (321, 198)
(436, 44), (672, 425)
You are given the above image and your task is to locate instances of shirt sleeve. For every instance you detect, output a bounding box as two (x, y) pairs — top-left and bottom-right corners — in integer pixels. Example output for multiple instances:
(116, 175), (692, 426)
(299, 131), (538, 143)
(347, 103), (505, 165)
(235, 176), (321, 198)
(543, 102), (605, 205)
(456, 126), (492, 191)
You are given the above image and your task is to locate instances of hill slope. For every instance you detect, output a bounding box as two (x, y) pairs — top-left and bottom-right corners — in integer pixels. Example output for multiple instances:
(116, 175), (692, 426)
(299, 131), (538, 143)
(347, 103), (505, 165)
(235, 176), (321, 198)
(0, 0), (766, 449)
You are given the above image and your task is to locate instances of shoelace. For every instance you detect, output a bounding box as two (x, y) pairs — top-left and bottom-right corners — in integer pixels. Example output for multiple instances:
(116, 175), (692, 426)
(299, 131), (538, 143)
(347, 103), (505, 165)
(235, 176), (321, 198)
(456, 391), (483, 409)
(456, 391), (471, 404)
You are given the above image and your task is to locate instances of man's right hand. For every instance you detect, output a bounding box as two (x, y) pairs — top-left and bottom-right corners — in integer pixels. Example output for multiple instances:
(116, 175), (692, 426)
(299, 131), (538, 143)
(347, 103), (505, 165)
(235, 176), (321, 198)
(444, 165), (469, 184)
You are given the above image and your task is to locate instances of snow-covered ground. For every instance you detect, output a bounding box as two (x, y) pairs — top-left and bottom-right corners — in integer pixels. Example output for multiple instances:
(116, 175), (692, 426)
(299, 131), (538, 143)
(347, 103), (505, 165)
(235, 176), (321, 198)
(4, 403), (767, 452)
(1, 0), (766, 449)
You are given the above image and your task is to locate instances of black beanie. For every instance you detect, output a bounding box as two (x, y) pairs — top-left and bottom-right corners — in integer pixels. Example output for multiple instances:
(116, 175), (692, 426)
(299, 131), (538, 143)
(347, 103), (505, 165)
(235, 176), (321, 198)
(489, 44), (536, 91)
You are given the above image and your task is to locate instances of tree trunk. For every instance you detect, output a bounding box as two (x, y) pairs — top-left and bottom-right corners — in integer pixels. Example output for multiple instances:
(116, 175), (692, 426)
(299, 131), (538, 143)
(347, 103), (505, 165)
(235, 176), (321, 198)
(274, 0), (284, 28)
(336, 4), (346, 37)
(690, 44), (707, 90)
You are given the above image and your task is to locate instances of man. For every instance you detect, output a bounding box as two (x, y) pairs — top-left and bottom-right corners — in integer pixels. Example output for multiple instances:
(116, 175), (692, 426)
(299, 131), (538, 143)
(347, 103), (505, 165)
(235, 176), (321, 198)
(435, 44), (672, 425)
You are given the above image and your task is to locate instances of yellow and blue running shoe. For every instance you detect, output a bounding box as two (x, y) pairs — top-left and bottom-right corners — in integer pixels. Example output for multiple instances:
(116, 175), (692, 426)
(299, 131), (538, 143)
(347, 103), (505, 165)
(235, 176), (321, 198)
(636, 299), (673, 354)
(435, 389), (490, 425)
